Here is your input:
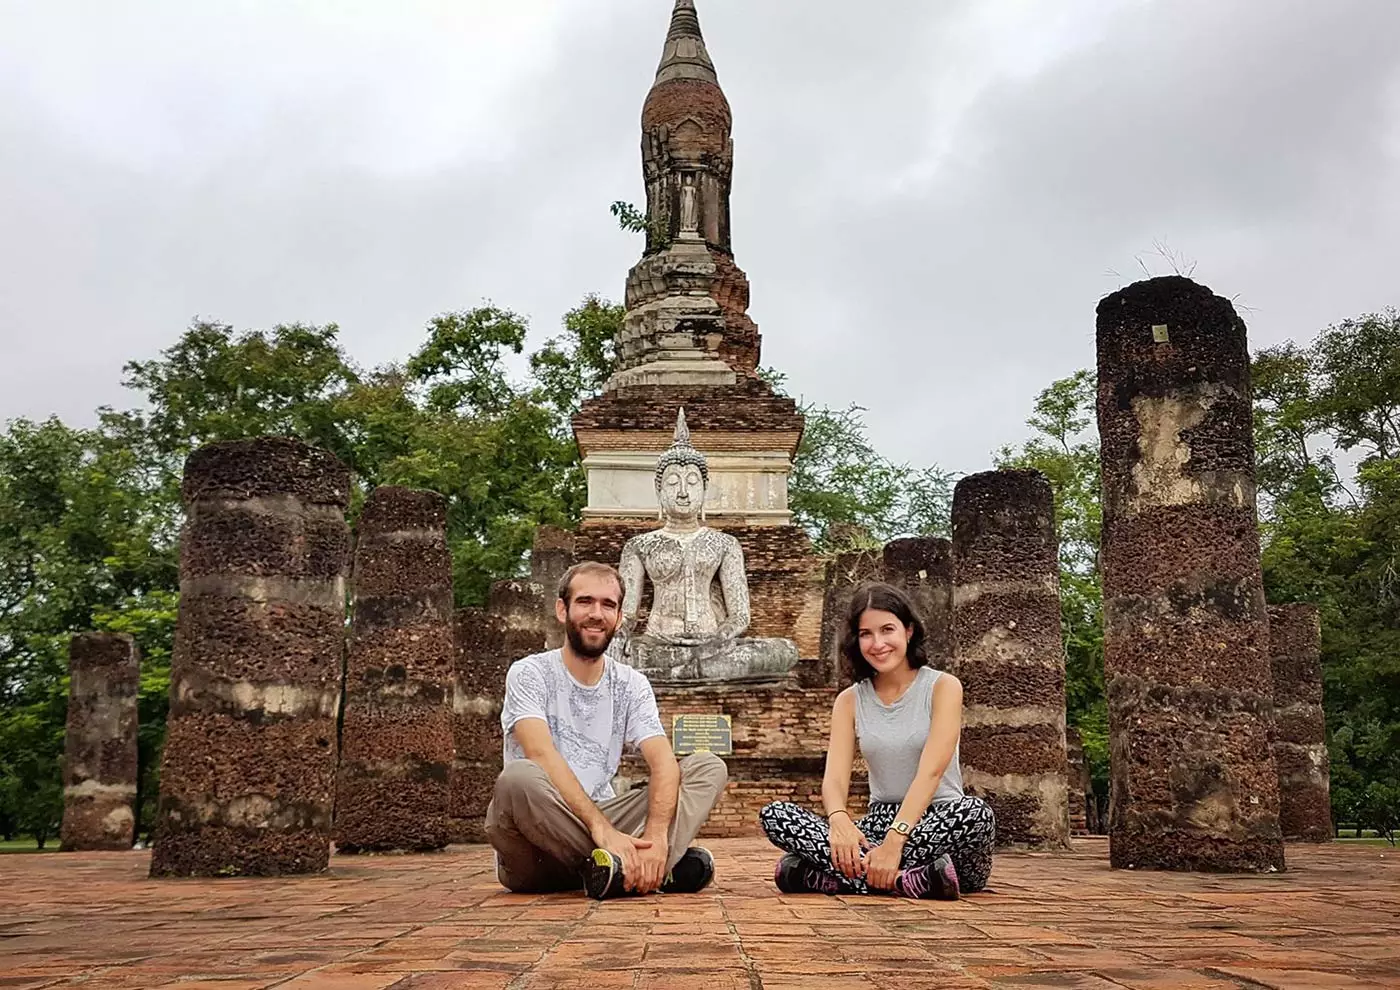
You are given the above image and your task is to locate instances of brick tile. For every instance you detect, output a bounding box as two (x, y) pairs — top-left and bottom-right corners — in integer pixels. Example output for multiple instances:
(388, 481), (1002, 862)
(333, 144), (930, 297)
(6, 838), (1400, 989)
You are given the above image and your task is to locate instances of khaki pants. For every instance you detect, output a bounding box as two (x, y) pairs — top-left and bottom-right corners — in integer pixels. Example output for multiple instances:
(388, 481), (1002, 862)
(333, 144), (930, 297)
(484, 752), (728, 893)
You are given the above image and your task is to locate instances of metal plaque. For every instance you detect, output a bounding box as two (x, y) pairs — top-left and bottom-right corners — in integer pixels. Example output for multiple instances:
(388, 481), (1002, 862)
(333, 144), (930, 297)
(671, 713), (733, 756)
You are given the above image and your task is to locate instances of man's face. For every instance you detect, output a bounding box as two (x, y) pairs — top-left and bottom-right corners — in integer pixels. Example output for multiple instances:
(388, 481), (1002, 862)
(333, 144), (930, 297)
(557, 571), (623, 659)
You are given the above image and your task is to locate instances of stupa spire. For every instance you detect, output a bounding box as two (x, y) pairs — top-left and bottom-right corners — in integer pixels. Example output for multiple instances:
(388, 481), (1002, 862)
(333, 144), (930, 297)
(655, 0), (717, 85)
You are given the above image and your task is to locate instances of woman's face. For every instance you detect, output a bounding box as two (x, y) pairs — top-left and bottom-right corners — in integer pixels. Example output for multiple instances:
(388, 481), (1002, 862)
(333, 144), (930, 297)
(857, 608), (912, 674)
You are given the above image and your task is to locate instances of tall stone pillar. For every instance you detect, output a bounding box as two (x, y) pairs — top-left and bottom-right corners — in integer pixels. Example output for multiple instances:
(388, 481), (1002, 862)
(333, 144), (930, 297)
(334, 487), (454, 853)
(881, 537), (954, 663)
(1097, 275), (1284, 872)
(952, 469), (1070, 849)
(449, 608), (511, 843)
(60, 633), (139, 851)
(1268, 603), (1331, 841)
(150, 438), (351, 877)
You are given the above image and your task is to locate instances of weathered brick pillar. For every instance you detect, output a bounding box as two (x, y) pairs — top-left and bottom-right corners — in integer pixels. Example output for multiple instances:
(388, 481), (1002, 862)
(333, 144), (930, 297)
(1268, 603), (1331, 841)
(952, 469), (1070, 849)
(60, 633), (139, 851)
(1097, 275), (1284, 872)
(881, 537), (954, 662)
(818, 549), (882, 687)
(449, 608), (511, 843)
(334, 487), (454, 853)
(150, 438), (351, 877)
(1065, 726), (1090, 836)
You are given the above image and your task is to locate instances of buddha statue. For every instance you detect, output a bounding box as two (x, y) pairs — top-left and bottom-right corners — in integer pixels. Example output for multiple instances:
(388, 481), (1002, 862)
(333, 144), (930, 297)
(611, 409), (799, 683)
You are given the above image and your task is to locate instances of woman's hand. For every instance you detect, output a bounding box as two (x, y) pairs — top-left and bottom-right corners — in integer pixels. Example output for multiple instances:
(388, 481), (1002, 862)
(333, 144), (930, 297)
(864, 837), (904, 890)
(829, 813), (869, 880)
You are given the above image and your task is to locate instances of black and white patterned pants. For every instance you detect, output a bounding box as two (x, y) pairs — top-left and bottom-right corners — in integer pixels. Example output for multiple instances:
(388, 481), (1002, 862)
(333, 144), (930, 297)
(758, 796), (996, 893)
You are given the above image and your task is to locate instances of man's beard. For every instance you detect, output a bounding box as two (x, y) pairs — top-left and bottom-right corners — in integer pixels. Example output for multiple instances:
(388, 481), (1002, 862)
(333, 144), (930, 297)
(565, 617), (616, 659)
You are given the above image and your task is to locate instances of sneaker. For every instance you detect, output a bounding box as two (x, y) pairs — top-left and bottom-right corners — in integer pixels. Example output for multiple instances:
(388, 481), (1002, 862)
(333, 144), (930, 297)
(660, 846), (714, 894)
(583, 848), (626, 901)
(773, 853), (842, 895)
(893, 854), (960, 900)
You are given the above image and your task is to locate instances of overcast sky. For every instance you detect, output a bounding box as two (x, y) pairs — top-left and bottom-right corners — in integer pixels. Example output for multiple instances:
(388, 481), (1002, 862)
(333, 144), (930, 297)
(3, 0), (1399, 476)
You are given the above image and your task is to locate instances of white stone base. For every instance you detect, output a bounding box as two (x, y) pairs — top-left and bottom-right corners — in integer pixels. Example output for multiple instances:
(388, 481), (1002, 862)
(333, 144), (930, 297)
(583, 449), (792, 525)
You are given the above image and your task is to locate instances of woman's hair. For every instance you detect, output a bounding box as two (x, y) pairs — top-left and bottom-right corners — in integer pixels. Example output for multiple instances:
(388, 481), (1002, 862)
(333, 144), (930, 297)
(840, 581), (929, 682)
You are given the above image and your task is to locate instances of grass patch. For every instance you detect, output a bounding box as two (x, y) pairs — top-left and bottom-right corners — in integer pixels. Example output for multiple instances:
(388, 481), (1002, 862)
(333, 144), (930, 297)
(0, 838), (61, 854)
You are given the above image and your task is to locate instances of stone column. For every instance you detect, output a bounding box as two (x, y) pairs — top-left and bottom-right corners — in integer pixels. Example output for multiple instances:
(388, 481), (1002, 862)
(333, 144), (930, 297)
(952, 469), (1070, 849)
(818, 549), (882, 687)
(1268, 603), (1331, 841)
(334, 487), (454, 853)
(1065, 726), (1090, 836)
(1097, 275), (1284, 872)
(150, 438), (351, 877)
(60, 633), (139, 851)
(449, 608), (511, 843)
(881, 537), (954, 663)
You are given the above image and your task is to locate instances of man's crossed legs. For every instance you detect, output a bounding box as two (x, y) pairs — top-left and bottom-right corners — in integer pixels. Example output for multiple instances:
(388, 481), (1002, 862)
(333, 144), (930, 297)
(486, 752), (728, 897)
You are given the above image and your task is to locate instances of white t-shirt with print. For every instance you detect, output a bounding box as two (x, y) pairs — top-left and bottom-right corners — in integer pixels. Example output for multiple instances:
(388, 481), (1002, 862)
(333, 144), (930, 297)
(500, 649), (666, 802)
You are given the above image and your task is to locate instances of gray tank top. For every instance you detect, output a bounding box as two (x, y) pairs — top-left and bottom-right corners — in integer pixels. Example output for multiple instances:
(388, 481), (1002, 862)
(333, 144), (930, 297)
(854, 666), (965, 805)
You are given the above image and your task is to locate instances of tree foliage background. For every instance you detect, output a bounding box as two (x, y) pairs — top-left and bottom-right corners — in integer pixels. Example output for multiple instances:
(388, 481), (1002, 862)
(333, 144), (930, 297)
(1, 291), (1396, 843)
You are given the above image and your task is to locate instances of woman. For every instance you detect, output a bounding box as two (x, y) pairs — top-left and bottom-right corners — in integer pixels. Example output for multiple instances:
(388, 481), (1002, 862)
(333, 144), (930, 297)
(758, 582), (995, 898)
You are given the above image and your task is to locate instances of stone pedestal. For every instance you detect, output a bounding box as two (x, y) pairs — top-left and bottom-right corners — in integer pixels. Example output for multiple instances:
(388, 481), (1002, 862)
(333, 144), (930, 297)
(952, 469), (1070, 849)
(60, 633), (139, 851)
(631, 636), (799, 684)
(1268, 603), (1331, 841)
(1097, 275), (1284, 872)
(150, 438), (351, 877)
(335, 487), (454, 853)
(623, 683), (865, 837)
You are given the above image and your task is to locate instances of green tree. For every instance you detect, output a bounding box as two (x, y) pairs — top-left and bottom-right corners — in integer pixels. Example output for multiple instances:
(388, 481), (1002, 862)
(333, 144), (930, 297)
(1254, 313), (1400, 840)
(995, 370), (1107, 798)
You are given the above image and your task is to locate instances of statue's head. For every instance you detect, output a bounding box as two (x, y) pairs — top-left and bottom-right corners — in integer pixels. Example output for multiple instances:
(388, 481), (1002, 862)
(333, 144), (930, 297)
(654, 407), (708, 524)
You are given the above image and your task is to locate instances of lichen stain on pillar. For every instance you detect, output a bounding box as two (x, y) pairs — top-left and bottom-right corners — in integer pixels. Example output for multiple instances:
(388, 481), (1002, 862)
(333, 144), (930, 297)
(60, 633), (140, 851)
(149, 437), (351, 877)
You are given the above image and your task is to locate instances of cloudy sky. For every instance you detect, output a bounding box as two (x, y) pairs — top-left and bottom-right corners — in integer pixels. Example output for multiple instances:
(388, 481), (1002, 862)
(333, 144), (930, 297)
(3, 0), (1399, 476)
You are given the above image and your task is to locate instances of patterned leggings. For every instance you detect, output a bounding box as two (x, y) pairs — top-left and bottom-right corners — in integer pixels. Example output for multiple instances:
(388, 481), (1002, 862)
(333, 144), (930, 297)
(758, 796), (996, 893)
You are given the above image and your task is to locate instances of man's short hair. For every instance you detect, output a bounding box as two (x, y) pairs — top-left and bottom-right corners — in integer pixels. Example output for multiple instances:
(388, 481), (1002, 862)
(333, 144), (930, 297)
(557, 561), (625, 605)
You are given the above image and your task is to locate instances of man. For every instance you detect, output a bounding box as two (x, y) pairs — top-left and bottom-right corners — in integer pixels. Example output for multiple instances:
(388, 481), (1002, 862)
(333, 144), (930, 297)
(485, 560), (728, 899)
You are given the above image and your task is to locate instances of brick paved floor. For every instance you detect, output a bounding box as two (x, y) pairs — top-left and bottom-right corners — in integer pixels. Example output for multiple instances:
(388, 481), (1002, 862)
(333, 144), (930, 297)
(3, 837), (1398, 989)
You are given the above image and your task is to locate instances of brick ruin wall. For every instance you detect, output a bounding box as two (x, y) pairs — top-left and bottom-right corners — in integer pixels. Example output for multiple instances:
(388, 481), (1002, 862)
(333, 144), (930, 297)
(334, 487), (455, 853)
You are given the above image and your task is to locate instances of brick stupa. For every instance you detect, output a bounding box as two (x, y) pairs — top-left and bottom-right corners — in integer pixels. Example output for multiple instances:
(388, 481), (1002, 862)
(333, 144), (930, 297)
(563, 0), (841, 834)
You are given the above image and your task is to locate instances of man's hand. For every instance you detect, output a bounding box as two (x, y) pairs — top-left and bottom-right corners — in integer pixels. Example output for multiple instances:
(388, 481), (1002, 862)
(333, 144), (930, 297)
(864, 838), (903, 890)
(590, 823), (654, 891)
(632, 834), (670, 893)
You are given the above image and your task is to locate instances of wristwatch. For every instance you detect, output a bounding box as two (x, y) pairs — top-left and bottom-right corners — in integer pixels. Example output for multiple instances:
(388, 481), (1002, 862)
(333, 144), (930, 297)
(886, 820), (912, 837)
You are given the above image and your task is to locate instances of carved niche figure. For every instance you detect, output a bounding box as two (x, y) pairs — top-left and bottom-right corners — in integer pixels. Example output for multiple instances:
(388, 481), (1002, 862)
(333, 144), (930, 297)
(678, 172), (700, 237)
(612, 409), (798, 683)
